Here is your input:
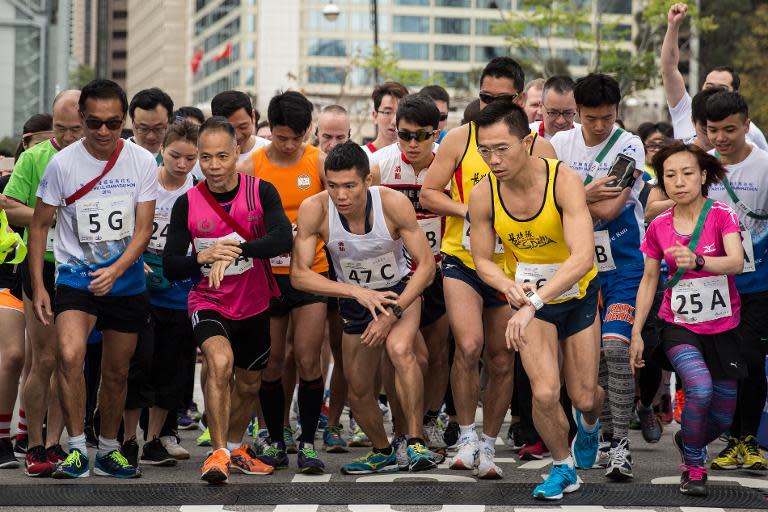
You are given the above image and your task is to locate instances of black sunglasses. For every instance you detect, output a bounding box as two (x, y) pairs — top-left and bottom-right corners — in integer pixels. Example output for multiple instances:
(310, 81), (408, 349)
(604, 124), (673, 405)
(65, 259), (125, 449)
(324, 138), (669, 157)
(82, 116), (124, 131)
(439, 113), (449, 121)
(479, 92), (519, 104)
(397, 129), (437, 142)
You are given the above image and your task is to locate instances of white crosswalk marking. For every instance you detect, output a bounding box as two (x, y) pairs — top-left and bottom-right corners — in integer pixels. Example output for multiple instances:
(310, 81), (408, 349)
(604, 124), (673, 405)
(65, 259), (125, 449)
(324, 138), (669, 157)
(274, 506), (319, 512)
(292, 473), (332, 482)
(518, 456), (553, 469)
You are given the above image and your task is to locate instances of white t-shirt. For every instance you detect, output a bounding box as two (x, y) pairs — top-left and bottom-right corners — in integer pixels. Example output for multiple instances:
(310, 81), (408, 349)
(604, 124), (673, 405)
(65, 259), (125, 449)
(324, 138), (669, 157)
(669, 92), (768, 150)
(551, 126), (646, 273)
(37, 139), (159, 295)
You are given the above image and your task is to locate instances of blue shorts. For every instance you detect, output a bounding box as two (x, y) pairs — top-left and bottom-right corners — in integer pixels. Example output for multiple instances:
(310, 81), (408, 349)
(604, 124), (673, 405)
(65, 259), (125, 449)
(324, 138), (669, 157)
(441, 254), (506, 309)
(599, 267), (643, 345)
(339, 280), (408, 335)
(535, 277), (600, 340)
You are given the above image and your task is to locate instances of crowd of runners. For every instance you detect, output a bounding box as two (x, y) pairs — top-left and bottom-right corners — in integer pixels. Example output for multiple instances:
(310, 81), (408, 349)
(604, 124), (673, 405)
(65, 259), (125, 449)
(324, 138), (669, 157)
(0, 3), (766, 501)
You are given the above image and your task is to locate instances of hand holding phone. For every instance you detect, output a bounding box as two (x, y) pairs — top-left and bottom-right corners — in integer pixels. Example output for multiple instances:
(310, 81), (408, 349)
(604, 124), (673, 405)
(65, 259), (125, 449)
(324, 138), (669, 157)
(608, 154), (637, 189)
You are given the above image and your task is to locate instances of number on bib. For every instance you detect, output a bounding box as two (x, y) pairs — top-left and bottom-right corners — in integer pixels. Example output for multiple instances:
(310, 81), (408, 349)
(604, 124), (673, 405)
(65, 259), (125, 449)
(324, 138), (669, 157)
(269, 223), (297, 268)
(741, 229), (755, 273)
(75, 195), (134, 243)
(594, 230), (616, 272)
(340, 252), (401, 289)
(461, 218), (503, 254)
(148, 211), (171, 252)
(195, 232), (253, 277)
(671, 275), (732, 324)
(515, 262), (580, 301)
(418, 217), (441, 256)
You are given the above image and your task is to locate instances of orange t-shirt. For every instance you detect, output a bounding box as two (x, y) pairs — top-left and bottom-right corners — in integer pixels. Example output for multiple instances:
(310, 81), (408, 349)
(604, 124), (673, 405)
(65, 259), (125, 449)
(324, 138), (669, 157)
(251, 144), (328, 274)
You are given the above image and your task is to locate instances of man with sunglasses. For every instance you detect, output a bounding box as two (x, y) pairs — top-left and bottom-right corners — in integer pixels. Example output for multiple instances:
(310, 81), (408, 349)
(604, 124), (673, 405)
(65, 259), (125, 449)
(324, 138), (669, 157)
(28, 79), (158, 479)
(246, 91), (329, 474)
(530, 76), (580, 141)
(362, 82), (409, 160)
(128, 88), (173, 164)
(421, 57), (557, 478)
(316, 105), (351, 154)
(370, 94), (450, 458)
(2, 89), (82, 477)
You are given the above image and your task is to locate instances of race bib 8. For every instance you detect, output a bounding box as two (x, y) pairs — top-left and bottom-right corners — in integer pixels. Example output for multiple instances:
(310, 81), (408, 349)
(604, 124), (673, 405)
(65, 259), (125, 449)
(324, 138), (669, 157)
(515, 262), (580, 301)
(194, 232), (253, 277)
(671, 275), (732, 324)
(462, 218), (504, 254)
(741, 229), (755, 273)
(418, 216), (442, 256)
(340, 252), (401, 289)
(594, 230), (616, 272)
(75, 195), (134, 243)
(269, 223), (297, 268)
(148, 211), (170, 253)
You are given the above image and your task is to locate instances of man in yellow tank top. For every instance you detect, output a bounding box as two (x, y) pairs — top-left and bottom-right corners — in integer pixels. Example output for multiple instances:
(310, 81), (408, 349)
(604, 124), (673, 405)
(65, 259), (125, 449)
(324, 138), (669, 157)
(421, 57), (557, 477)
(247, 91), (329, 474)
(469, 101), (604, 500)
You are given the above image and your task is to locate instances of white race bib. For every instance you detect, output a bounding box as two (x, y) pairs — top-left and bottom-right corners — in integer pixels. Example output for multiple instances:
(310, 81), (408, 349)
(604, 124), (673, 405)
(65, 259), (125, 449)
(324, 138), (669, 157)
(269, 223), (297, 268)
(148, 211), (170, 252)
(462, 218), (504, 254)
(75, 195), (134, 243)
(195, 232), (253, 277)
(741, 229), (755, 273)
(46, 225), (56, 252)
(340, 252), (401, 289)
(671, 275), (732, 324)
(418, 216), (441, 256)
(594, 229), (616, 272)
(515, 262), (580, 301)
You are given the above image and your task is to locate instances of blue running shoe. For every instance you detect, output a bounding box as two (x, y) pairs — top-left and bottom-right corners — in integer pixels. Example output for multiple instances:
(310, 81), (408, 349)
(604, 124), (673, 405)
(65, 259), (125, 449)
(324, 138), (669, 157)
(52, 448), (90, 479)
(94, 450), (140, 478)
(323, 424), (349, 453)
(341, 450), (399, 474)
(533, 464), (580, 500)
(407, 442), (437, 472)
(571, 410), (600, 469)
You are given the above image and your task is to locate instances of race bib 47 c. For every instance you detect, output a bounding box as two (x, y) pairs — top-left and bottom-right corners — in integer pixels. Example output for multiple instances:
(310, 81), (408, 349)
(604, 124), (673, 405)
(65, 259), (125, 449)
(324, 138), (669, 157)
(340, 252), (401, 289)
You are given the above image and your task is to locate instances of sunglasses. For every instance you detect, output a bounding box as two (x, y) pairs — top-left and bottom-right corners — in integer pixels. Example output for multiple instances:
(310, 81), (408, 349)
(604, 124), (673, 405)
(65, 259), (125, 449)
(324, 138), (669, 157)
(397, 129), (437, 142)
(82, 116), (124, 131)
(439, 113), (449, 121)
(479, 92), (519, 104)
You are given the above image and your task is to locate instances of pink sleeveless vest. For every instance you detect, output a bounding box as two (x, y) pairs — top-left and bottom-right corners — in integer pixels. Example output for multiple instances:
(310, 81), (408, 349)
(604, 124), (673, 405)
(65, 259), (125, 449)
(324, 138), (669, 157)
(186, 175), (278, 320)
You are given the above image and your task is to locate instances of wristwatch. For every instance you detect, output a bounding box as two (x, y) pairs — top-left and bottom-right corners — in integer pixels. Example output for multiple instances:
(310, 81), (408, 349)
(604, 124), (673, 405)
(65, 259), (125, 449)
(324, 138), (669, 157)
(388, 304), (403, 319)
(694, 254), (705, 272)
(525, 290), (545, 311)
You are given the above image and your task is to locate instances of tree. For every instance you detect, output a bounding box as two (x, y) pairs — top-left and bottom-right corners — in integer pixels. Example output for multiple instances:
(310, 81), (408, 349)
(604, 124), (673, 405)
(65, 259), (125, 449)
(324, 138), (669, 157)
(733, 4), (768, 128)
(69, 64), (96, 89)
(356, 47), (433, 88)
(0, 137), (19, 158)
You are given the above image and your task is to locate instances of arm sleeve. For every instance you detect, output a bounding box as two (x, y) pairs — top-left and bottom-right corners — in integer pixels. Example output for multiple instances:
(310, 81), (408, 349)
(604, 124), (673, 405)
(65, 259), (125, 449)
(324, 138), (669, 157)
(239, 180), (293, 259)
(162, 194), (200, 280)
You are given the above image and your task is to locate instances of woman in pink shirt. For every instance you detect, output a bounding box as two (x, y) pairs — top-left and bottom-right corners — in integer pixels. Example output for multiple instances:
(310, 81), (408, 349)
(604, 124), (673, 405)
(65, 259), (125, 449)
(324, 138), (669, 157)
(630, 141), (745, 497)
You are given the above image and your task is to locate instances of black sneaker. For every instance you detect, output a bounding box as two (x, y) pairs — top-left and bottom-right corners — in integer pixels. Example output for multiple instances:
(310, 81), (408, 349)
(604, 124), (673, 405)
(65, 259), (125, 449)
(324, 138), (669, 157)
(140, 438), (177, 467)
(637, 403), (662, 443)
(443, 421), (460, 449)
(0, 438), (19, 469)
(121, 438), (139, 468)
(680, 465), (708, 496)
(13, 435), (28, 458)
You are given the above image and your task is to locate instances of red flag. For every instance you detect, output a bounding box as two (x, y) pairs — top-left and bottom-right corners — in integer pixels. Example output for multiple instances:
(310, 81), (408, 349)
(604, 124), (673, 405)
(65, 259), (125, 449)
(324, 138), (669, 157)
(191, 49), (203, 74)
(212, 42), (232, 62)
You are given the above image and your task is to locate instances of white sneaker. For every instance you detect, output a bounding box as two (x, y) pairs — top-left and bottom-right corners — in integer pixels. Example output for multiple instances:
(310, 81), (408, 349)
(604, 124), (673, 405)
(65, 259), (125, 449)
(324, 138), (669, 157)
(604, 437), (633, 481)
(392, 435), (409, 470)
(160, 436), (190, 460)
(474, 445), (503, 479)
(424, 418), (446, 449)
(449, 437), (478, 470)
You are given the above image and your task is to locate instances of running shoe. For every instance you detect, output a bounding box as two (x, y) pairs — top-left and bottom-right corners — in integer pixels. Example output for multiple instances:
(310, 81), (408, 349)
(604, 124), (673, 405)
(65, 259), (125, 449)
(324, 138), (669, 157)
(519, 440), (550, 461)
(596, 438), (611, 468)
(196, 428), (212, 447)
(46, 444), (68, 465)
(443, 421), (460, 449)
(349, 424), (372, 448)
(341, 449), (398, 474)
(323, 424), (349, 453)
(246, 417), (259, 438)
(571, 410), (599, 470)
(475, 445), (502, 479)
(680, 464), (707, 496)
(25, 444), (55, 477)
(533, 463), (580, 500)
(13, 435), (27, 458)
(740, 435), (767, 470)
(673, 389), (685, 424)
(256, 441), (289, 469)
(505, 422), (523, 451)
(407, 441), (437, 472)
(0, 438), (19, 469)
(94, 449), (141, 478)
(605, 437), (633, 480)
(711, 437), (741, 470)
(637, 403), (662, 443)
(449, 437), (478, 470)
(252, 429), (270, 455)
(657, 393), (673, 424)
(231, 444), (273, 475)
(52, 448), (89, 479)
(140, 438), (177, 467)
(297, 442), (325, 474)
(121, 438), (139, 468)
(160, 435), (190, 460)
(201, 448), (230, 484)
(188, 402), (203, 422)
(424, 418), (447, 450)
(392, 434), (409, 470)
(176, 411), (198, 431)
(283, 426), (298, 454)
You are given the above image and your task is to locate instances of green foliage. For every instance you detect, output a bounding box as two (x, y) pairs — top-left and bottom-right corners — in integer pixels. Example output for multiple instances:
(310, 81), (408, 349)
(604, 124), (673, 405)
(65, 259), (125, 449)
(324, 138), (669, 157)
(69, 64), (96, 89)
(733, 4), (768, 129)
(0, 137), (19, 157)
(356, 47), (431, 87)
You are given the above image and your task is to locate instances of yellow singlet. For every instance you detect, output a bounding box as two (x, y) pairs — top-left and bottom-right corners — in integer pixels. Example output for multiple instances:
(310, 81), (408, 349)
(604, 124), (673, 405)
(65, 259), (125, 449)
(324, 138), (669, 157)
(440, 122), (538, 270)
(490, 158), (596, 304)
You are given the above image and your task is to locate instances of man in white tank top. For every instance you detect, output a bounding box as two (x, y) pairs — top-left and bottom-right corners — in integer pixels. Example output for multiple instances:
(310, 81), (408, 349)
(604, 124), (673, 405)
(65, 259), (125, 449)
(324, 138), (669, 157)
(291, 142), (437, 475)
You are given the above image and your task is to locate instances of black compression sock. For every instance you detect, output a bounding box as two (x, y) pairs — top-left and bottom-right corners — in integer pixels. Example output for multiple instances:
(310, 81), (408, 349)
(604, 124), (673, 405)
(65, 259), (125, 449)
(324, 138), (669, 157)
(297, 377), (324, 443)
(259, 378), (285, 444)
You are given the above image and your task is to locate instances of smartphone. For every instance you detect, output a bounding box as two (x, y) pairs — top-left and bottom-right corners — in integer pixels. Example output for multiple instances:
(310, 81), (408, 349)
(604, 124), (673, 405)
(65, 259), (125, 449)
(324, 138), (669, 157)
(607, 153), (636, 189)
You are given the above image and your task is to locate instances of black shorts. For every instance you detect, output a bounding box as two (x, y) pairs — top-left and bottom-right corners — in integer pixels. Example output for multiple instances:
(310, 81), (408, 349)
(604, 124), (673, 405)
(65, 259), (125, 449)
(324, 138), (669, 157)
(53, 285), (149, 333)
(657, 321), (747, 380)
(339, 280), (408, 335)
(20, 259), (56, 301)
(738, 291), (768, 356)
(190, 309), (271, 370)
(441, 254), (506, 309)
(535, 277), (600, 340)
(421, 267), (446, 328)
(269, 274), (327, 317)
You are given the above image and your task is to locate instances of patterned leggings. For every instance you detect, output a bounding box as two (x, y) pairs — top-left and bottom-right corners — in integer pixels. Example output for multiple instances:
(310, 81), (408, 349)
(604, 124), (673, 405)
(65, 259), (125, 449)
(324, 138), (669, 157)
(666, 343), (738, 467)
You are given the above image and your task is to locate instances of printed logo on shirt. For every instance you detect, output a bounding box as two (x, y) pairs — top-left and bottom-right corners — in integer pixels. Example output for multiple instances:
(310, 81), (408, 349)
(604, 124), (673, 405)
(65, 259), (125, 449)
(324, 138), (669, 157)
(506, 230), (556, 250)
(701, 242), (717, 254)
(621, 144), (639, 156)
(297, 174), (311, 190)
(338, 241), (345, 252)
(470, 172), (483, 185)
(197, 218), (214, 234)
(395, 165), (401, 180)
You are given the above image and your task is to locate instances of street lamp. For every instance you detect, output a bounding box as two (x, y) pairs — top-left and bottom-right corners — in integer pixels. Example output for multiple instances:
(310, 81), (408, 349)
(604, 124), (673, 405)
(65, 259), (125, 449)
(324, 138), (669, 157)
(322, 1), (339, 22)
(324, 0), (380, 84)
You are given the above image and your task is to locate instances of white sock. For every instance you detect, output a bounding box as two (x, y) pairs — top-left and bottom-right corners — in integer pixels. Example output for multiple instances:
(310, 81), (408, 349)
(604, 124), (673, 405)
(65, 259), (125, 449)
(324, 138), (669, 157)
(579, 413), (598, 433)
(98, 436), (120, 456)
(68, 433), (87, 454)
(215, 447), (231, 458)
(226, 441), (241, 452)
(459, 424), (477, 440)
(480, 434), (496, 453)
(554, 455), (574, 468)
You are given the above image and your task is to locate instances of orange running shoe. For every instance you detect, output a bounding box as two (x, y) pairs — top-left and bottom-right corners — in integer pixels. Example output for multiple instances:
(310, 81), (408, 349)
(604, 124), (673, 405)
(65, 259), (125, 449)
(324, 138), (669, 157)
(201, 448), (230, 484)
(673, 389), (685, 424)
(231, 444), (273, 475)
